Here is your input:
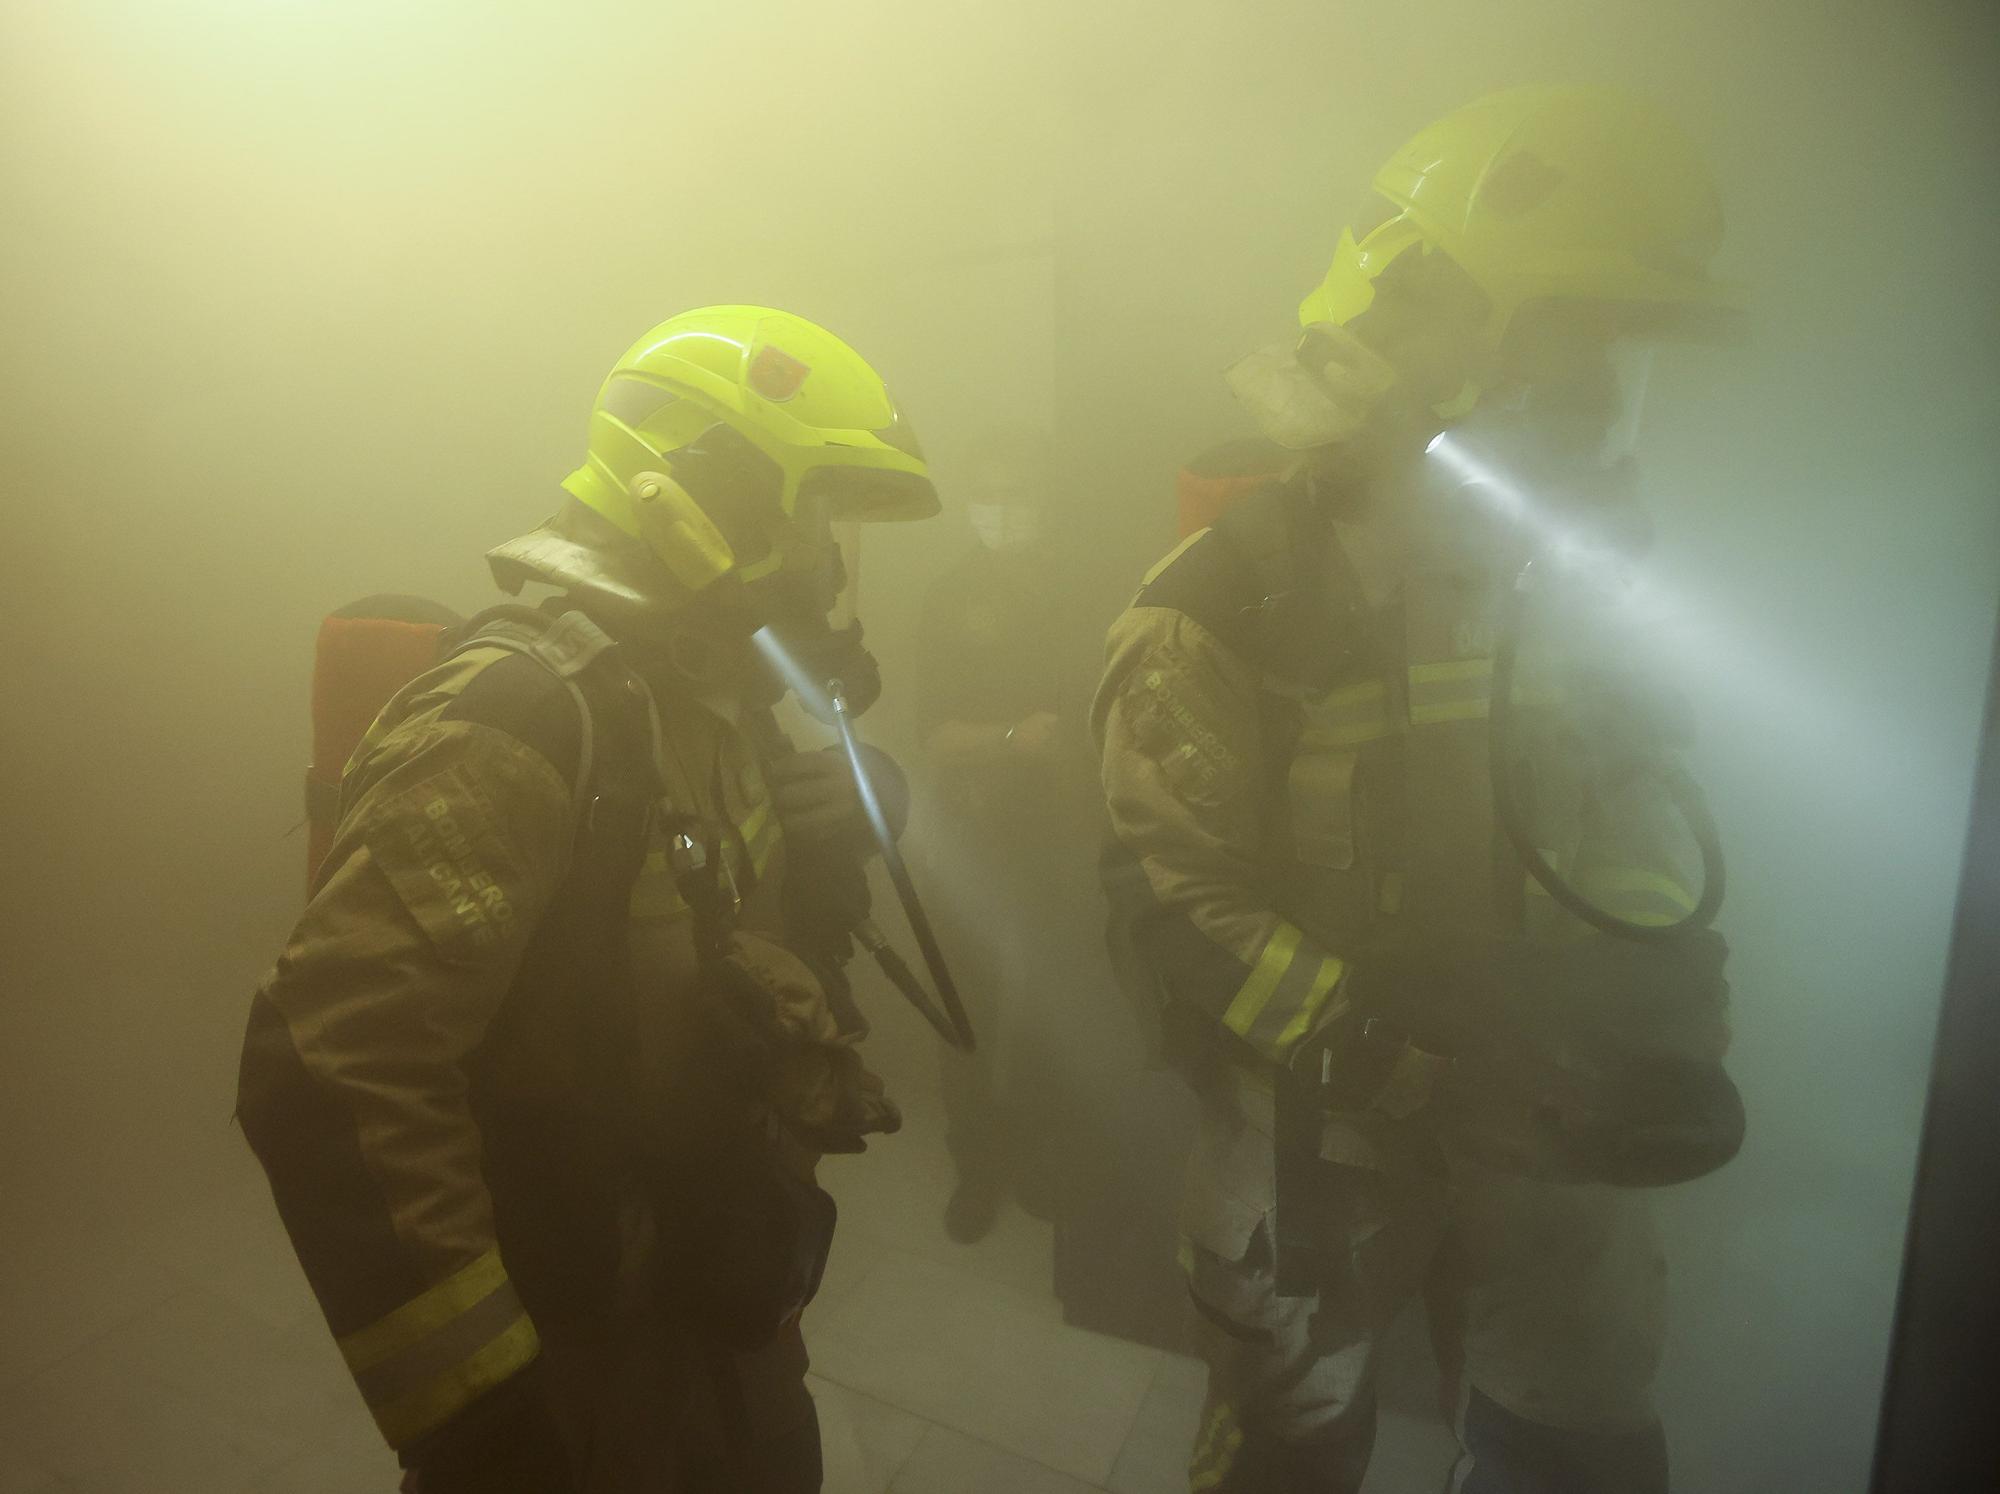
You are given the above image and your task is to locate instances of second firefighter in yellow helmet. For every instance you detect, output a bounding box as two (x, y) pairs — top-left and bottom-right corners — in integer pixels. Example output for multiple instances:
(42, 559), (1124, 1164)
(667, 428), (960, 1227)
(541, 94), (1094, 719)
(1230, 84), (1749, 455)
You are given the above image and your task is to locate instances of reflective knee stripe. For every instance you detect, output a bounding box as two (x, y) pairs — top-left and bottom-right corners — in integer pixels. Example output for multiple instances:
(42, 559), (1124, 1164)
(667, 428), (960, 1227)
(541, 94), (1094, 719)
(740, 799), (780, 878)
(1272, 958), (1346, 1053)
(337, 1249), (539, 1447)
(1221, 923), (1345, 1059)
(1189, 1400), (1246, 1490)
(1408, 658), (1494, 725)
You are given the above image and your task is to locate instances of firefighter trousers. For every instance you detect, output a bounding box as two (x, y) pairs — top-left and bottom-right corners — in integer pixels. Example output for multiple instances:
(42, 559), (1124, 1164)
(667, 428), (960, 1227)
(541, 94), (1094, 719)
(1180, 1094), (1669, 1493)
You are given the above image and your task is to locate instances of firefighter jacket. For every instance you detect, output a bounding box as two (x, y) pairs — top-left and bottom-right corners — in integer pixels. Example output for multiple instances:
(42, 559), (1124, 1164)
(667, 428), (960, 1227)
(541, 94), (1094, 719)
(1094, 472), (1720, 1155)
(236, 606), (882, 1455)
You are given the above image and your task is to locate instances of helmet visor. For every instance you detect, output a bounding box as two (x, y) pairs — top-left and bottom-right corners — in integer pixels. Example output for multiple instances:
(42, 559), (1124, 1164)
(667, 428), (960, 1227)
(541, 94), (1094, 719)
(796, 460), (941, 522)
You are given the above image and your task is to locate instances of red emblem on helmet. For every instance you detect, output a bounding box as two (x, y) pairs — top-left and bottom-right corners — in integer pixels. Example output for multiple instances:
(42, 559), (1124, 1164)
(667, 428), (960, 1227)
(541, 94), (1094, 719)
(748, 345), (811, 402)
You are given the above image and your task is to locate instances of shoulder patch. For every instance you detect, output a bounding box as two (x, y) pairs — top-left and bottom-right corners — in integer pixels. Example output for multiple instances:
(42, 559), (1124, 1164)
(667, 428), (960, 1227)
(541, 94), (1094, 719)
(362, 755), (540, 963)
(439, 651), (585, 787)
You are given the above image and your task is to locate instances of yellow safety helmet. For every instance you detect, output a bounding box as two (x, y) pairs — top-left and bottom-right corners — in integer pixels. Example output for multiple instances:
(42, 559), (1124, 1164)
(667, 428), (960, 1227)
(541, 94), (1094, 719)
(1299, 87), (1747, 411)
(562, 305), (938, 594)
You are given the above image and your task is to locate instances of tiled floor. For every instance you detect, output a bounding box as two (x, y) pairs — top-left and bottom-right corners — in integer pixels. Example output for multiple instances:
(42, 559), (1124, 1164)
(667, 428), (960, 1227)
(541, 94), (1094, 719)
(0, 975), (1461, 1492)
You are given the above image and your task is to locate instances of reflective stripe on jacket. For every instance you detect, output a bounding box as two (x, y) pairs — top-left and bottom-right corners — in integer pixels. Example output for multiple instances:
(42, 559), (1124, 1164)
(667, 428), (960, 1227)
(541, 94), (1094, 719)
(1094, 476), (1710, 1079)
(1094, 477), (1368, 1070)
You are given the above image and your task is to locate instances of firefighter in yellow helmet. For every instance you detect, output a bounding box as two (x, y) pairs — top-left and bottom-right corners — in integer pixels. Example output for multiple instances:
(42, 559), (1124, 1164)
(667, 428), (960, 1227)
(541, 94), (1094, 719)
(1096, 88), (1745, 1492)
(239, 306), (935, 1491)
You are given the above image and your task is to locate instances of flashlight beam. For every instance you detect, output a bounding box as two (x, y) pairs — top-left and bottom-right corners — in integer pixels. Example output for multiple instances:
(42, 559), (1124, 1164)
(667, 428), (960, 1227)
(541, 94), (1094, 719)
(1423, 432), (1968, 845)
(830, 688), (977, 1051)
(751, 624), (976, 1051)
(750, 625), (835, 719)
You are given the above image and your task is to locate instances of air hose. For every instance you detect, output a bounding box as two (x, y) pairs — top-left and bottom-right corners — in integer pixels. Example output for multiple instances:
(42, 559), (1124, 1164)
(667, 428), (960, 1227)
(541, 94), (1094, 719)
(829, 683), (978, 1051)
(1489, 559), (1725, 944)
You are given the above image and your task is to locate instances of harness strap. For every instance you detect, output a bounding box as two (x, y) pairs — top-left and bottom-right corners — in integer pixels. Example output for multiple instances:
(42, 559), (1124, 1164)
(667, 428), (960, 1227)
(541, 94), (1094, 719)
(443, 609), (627, 823)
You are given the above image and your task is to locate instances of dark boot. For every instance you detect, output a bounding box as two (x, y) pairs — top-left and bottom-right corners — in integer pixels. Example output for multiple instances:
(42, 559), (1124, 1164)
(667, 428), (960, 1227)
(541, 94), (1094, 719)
(944, 1169), (1005, 1244)
(1187, 1393), (1376, 1493)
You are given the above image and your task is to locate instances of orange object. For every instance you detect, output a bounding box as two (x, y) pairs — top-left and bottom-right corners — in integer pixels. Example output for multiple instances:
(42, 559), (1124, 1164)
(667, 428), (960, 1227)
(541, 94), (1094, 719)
(1174, 438), (1290, 537)
(305, 599), (461, 890)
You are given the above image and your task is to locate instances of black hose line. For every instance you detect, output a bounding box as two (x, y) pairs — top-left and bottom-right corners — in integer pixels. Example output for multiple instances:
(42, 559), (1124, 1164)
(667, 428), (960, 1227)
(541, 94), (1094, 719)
(1490, 561), (1726, 943)
(829, 685), (978, 1051)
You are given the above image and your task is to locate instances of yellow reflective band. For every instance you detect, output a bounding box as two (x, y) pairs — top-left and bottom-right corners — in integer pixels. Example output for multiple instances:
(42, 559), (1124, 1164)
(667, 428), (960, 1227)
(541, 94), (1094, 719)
(1410, 697), (1490, 724)
(1408, 657), (1495, 725)
(1221, 923), (1302, 1040)
(339, 1249), (510, 1374)
(1189, 1403), (1229, 1476)
(1409, 658), (1494, 685)
(1190, 1401), (1246, 1490)
(739, 799), (781, 878)
(1326, 680), (1388, 704)
(338, 1249), (542, 1447)
(368, 1313), (539, 1448)
(1273, 955), (1346, 1053)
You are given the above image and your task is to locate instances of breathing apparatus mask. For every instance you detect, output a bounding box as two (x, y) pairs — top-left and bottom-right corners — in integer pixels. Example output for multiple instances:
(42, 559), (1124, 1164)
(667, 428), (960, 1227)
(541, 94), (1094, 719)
(651, 426), (970, 1056)
(601, 422), (882, 720)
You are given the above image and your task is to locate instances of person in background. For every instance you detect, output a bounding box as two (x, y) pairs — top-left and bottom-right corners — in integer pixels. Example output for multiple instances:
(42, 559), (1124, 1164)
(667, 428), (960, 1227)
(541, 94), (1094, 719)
(912, 432), (1105, 1244)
